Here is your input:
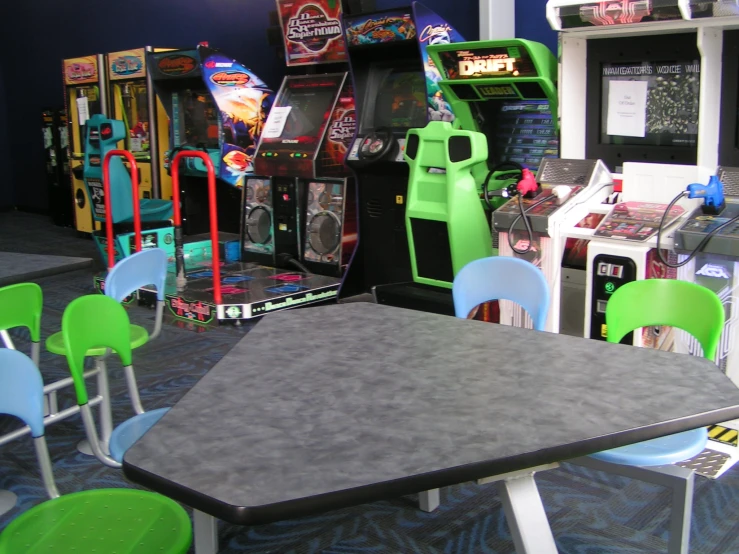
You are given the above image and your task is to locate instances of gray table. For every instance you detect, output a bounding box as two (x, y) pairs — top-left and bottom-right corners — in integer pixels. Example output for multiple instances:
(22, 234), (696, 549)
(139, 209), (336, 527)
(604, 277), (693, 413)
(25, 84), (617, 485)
(123, 303), (739, 553)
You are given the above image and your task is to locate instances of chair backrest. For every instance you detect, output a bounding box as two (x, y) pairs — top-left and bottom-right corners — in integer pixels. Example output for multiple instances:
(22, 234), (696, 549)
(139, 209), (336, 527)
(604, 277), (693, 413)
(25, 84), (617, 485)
(62, 295), (133, 404)
(452, 257), (550, 331)
(0, 283), (42, 341)
(0, 349), (45, 437)
(105, 248), (168, 302)
(606, 279), (724, 361)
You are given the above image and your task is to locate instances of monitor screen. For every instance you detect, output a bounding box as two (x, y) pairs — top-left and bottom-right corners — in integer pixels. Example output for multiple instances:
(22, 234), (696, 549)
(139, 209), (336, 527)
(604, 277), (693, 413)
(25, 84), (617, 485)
(473, 99), (558, 170)
(179, 89), (220, 150)
(599, 60), (700, 148)
(279, 87), (338, 141)
(362, 65), (427, 132)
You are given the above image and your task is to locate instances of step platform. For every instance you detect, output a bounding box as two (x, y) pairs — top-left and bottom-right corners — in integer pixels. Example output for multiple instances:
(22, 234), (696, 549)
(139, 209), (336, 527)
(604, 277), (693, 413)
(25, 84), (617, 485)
(94, 260), (341, 325)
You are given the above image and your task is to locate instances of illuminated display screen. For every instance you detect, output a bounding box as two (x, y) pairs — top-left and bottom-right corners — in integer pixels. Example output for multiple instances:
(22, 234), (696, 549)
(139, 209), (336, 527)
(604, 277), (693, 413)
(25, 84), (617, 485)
(371, 69), (427, 130)
(477, 99), (558, 170)
(600, 60), (700, 148)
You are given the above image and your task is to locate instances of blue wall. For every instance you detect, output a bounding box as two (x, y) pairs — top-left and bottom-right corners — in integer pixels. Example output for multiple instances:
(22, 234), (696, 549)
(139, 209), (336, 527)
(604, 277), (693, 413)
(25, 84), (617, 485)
(2, 0), (556, 213)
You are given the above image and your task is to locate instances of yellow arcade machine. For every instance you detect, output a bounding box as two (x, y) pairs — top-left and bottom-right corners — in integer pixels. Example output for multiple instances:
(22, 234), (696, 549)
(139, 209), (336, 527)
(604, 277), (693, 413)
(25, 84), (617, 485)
(63, 54), (109, 234)
(106, 47), (174, 203)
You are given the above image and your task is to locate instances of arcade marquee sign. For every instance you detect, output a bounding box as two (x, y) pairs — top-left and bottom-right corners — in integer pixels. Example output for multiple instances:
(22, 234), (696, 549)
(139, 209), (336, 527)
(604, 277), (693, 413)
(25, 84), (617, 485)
(438, 46), (539, 81)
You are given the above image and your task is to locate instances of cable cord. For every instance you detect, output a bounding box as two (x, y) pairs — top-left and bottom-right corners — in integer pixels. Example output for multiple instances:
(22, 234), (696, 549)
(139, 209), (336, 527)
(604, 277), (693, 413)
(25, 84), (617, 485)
(507, 194), (552, 255)
(656, 191), (739, 268)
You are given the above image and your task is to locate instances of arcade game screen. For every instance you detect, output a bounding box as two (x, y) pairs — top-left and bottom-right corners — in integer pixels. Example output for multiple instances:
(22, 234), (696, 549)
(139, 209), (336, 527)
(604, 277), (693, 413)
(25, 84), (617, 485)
(599, 60), (700, 148)
(474, 99), (558, 170)
(279, 87), (337, 141)
(180, 89), (220, 150)
(361, 64), (427, 132)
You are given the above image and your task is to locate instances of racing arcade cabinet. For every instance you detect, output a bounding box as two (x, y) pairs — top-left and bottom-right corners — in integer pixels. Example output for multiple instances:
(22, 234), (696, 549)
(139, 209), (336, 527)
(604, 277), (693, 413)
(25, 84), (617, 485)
(342, 3), (466, 312)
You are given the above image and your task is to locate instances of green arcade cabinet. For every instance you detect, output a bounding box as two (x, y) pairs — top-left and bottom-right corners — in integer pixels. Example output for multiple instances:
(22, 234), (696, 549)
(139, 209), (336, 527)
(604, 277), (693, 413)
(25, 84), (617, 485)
(374, 39), (559, 315)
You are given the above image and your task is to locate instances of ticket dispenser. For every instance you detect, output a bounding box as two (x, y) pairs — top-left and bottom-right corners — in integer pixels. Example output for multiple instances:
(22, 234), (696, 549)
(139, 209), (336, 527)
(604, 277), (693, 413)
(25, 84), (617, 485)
(404, 121), (492, 288)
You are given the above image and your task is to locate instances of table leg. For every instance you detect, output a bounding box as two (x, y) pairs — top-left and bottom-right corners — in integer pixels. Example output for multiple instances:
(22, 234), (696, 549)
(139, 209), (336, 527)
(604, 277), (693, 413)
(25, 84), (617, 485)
(0, 490), (17, 517)
(419, 488), (440, 512)
(194, 510), (219, 554)
(498, 473), (558, 554)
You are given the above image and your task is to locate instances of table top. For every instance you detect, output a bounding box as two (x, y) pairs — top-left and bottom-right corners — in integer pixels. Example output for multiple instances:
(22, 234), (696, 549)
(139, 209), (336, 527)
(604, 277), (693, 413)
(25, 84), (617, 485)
(123, 303), (739, 525)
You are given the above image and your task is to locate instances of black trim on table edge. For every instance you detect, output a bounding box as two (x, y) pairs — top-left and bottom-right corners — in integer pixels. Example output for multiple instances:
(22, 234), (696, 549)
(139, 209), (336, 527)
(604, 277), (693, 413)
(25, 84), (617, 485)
(121, 406), (739, 526)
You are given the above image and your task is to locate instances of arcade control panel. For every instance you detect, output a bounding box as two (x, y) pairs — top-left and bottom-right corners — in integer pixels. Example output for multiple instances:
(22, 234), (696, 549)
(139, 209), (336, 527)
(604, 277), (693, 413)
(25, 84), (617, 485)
(346, 137), (407, 163)
(492, 158), (612, 234)
(675, 201), (739, 256)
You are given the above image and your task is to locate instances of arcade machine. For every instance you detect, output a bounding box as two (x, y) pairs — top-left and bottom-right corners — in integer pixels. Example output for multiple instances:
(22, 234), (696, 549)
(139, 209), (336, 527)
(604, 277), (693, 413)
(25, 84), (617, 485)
(62, 54), (108, 234)
(43, 108), (74, 227)
(673, 167), (739, 475)
(422, 38), (613, 332)
(341, 2), (468, 310)
(548, 0), (739, 474)
(239, 0), (358, 307)
(107, 47), (173, 203)
(147, 44), (270, 240)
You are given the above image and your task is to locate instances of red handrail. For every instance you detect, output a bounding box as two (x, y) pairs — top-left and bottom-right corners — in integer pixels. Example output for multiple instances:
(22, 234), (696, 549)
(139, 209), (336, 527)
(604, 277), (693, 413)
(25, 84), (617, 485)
(102, 150), (142, 270)
(170, 151), (222, 305)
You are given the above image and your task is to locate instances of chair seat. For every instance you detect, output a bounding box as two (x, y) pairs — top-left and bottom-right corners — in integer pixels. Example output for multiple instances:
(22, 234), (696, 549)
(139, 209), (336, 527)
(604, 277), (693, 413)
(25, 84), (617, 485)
(46, 324), (149, 356)
(0, 488), (191, 553)
(110, 407), (170, 463)
(135, 199), (173, 222)
(589, 427), (708, 467)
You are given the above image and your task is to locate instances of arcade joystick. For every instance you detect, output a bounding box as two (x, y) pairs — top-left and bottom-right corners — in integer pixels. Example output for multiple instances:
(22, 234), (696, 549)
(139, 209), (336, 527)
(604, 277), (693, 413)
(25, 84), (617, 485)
(687, 175), (726, 215)
(516, 168), (539, 198)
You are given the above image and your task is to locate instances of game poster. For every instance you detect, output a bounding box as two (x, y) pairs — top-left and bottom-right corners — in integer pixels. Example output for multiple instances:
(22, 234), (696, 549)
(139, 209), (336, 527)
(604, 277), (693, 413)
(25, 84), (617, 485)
(344, 9), (416, 47)
(277, 0), (348, 66)
(199, 47), (274, 186)
(63, 56), (99, 86)
(412, 3), (465, 124)
(108, 49), (146, 80)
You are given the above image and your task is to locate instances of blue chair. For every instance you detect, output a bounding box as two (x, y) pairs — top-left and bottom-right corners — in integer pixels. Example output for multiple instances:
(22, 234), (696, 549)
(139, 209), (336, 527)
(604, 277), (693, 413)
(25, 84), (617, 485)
(46, 248), (168, 429)
(0, 349), (192, 552)
(452, 256), (550, 330)
(419, 256), (551, 513)
(571, 279), (724, 554)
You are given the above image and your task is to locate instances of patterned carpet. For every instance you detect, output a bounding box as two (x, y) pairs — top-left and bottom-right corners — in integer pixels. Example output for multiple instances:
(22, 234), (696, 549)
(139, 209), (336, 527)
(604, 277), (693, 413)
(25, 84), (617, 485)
(2, 214), (739, 552)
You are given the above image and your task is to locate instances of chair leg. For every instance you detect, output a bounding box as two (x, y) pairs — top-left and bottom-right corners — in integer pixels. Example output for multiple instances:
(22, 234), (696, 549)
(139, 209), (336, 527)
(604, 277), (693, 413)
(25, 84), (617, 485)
(80, 358), (114, 456)
(123, 365), (145, 415)
(498, 472), (558, 554)
(194, 510), (219, 554)
(570, 457), (695, 554)
(0, 490), (17, 517)
(419, 488), (440, 512)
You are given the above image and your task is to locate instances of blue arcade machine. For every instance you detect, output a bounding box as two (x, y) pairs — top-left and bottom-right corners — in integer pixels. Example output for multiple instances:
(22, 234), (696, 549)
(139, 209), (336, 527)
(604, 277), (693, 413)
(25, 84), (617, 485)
(82, 114), (174, 261)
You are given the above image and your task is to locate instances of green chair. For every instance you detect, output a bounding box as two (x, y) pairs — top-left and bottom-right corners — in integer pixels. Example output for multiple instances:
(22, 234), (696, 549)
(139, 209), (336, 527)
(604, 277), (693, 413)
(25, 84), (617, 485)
(62, 294), (169, 468)
(572, 279), (724, 554)
(0, 348), (191, 553)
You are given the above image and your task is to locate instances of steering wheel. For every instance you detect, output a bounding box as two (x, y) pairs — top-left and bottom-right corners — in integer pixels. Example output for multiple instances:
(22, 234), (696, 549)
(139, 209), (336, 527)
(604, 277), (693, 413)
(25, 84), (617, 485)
(482, 160), (525, 210)
(358, 128), (396, 162)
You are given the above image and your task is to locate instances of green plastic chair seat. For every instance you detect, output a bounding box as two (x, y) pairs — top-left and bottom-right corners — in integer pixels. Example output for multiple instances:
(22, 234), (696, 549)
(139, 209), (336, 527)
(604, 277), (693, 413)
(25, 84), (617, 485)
(45, 324), (149, 356)
(0, 488), (191, 553)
